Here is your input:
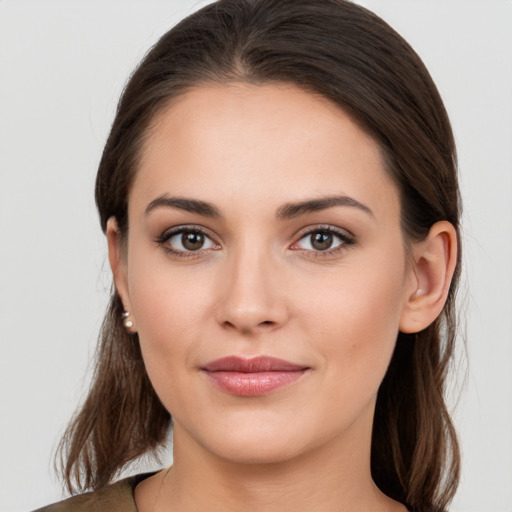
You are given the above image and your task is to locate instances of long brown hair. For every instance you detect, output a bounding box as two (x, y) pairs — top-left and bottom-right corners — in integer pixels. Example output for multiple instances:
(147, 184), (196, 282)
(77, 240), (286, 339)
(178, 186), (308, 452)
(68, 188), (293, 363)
(58, 1), (462, 510)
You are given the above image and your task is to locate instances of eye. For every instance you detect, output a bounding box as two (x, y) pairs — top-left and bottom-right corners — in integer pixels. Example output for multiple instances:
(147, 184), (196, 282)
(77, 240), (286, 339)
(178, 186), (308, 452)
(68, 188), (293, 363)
(291, 227), (355, 253)
(156, 227), (219, 255)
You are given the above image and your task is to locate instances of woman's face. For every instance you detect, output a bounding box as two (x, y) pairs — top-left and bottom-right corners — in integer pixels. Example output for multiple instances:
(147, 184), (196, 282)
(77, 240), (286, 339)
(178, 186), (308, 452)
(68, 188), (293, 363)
(112, 83), (418, 465)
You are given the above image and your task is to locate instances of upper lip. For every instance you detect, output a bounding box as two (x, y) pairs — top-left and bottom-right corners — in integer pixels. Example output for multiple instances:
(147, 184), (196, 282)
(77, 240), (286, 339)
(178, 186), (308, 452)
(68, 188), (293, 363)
(202, 356), (308, 373)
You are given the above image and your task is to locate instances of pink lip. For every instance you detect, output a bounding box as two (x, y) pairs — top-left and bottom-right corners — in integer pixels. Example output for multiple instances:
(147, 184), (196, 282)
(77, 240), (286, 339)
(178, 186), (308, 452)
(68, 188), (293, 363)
(201, 356), (309, 397)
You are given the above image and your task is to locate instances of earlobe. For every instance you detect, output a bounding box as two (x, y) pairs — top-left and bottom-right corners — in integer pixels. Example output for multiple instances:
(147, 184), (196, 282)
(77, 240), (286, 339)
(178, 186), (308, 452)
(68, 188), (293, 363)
(106, 217), (134, 323)
(399, 221), (458, 334)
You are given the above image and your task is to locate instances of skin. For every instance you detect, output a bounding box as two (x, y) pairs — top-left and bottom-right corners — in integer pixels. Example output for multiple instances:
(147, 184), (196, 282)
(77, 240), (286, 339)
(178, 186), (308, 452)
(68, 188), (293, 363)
(108, 83), (457, 511)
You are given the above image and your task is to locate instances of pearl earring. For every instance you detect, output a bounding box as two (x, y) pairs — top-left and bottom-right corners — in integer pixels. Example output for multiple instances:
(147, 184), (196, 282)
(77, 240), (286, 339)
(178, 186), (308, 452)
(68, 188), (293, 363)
(122, 311), (134, 329)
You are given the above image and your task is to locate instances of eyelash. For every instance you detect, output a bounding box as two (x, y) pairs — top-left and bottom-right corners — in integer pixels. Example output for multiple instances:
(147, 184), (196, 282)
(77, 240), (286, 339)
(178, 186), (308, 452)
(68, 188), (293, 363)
(154, 225), (356, 259)
(154, 225), (220, 259)
(291, 225), (356, 258)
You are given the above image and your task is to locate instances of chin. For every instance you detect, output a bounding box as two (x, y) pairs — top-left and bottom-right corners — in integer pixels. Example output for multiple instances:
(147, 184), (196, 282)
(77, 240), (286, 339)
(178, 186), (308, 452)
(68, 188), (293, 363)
(212, 437), (308, 466)
(175, 413), (316, 466)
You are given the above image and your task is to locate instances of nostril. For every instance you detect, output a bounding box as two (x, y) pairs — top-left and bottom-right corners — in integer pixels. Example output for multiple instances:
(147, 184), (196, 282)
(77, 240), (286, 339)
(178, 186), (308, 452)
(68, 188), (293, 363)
(221, 319), (275, 332)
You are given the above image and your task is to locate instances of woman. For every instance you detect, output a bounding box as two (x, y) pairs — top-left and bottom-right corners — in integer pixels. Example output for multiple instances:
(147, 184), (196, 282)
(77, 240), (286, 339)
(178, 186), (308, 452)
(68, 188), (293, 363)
(36, 0), (461, 511)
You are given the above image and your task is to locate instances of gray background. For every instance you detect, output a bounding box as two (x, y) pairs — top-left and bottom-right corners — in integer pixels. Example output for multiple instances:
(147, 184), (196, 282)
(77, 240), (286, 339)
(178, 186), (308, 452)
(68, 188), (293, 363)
(1, 1), (511, 511)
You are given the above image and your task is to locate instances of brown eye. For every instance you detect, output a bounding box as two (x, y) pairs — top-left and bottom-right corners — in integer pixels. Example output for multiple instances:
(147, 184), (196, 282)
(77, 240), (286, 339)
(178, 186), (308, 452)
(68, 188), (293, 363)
(182, 231), (205, 251)
(311, 232), (334, 251)
(160, 228), (217, 254)
(292, 227), (354, 254)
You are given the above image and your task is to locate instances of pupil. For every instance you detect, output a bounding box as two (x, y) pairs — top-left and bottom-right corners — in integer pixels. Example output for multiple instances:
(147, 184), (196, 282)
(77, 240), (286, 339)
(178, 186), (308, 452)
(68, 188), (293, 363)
(182, 232), (204, 251)
(312, 232), (333, 251)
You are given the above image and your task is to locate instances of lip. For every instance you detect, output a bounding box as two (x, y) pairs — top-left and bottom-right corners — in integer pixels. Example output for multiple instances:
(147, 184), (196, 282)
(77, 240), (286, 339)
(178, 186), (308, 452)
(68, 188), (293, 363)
(201, 356), (310, 397)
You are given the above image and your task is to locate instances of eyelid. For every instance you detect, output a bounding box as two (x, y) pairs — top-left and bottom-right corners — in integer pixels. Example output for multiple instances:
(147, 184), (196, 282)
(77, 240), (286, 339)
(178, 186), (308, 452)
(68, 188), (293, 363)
(289, 224), (356, 254)
(155, 224), (221, 257)
(292, 224), (355, 242)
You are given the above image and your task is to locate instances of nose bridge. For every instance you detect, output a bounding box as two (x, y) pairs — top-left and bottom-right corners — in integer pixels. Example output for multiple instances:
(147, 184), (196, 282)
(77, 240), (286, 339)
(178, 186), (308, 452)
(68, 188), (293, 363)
(216, 236), (287, 332)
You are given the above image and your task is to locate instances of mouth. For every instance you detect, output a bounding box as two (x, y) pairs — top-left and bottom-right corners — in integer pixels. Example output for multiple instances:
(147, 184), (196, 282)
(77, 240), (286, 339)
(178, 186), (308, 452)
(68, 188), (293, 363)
(201, 356), (310, 397)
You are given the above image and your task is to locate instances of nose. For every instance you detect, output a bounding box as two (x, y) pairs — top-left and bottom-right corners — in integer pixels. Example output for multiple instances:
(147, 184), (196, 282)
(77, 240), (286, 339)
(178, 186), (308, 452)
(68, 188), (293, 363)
(215, 246), (289, 335)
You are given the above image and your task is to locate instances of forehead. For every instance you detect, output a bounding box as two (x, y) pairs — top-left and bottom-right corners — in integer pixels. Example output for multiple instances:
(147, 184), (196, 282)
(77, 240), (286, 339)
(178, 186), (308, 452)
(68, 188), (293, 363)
(132, 83), (400, 222)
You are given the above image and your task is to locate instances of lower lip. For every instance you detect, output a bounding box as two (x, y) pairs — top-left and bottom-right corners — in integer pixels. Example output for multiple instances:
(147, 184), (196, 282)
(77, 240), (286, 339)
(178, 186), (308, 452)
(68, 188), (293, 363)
(204, 370), (307, 397)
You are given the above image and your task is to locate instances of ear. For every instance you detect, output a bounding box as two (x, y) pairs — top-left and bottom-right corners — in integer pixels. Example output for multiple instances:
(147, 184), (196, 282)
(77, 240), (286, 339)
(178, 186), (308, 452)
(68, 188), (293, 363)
(106, 217), (136, 330)
(399, 221), (458, 334)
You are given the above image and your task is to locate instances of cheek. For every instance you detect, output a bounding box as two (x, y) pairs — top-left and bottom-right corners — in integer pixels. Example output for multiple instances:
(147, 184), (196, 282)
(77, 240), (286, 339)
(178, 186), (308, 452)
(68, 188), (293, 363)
(126, 255), (216, 389)
(301, 250), (407, 393)
(128, 276), (213, 420)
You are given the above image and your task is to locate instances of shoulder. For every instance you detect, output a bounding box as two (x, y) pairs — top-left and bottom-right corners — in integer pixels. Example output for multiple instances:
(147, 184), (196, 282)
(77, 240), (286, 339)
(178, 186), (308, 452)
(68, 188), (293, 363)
(32, 473), (153, 512)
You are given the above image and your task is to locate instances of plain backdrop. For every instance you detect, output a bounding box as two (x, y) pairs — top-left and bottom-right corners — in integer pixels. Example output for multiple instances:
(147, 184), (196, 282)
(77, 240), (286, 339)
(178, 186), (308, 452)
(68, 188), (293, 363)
(1, 1), (511, 511)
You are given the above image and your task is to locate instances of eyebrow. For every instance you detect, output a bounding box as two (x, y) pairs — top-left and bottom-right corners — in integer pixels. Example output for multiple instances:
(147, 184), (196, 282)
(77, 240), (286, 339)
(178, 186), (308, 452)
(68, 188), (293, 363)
(145, 193), (373, 220)
(145, 195), (222, 218)
(276, 195), (374, 220)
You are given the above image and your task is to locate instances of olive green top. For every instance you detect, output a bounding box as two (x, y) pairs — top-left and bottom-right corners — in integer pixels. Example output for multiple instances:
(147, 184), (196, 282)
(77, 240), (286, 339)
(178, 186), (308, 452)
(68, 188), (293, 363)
(32, 473), (153, 512)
